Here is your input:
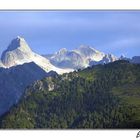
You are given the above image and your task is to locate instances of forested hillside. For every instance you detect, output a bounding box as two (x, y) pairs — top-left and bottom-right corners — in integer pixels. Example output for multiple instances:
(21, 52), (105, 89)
(0, 60), (140, 129)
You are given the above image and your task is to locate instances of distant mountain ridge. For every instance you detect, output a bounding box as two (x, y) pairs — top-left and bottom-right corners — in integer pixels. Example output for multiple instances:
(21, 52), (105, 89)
(131, 56), (140, 64)
(43, 45), (118, 69)
(0, 36), (139, 71)
(44, 46), (140, 69)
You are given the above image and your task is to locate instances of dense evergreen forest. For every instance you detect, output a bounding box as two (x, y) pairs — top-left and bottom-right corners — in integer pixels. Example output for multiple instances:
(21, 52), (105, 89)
(0, 60), (140, 129)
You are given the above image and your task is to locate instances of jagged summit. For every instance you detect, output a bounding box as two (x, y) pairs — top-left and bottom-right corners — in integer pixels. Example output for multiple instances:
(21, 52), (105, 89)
(17, 36), (22, 39)
(78, 45), (98, 52)
(56, 48), (67, 55)
(102, 54), (118, 63)
(45, 45), (108, 69)
(76, 45), (104, 60)
(6, 36), (32, 52)
(1, 36), (33, 67)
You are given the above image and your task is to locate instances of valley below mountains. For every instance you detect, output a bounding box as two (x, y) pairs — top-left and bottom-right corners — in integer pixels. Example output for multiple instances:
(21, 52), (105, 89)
(0, 60), (140, 128)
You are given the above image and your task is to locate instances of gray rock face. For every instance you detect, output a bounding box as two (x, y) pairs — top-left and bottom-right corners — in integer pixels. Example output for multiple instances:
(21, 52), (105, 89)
(1, 36), (32, 67)
(119, 55), (140, 64)
(0, 62), (57, 115)
(50, 50), (84, 69)
(119, 55), (131, 61)
(89, 54), (118, 66)
(131, 56), (140, 64)
(76, 45), (103, 59)
(99, 54), (118, 64)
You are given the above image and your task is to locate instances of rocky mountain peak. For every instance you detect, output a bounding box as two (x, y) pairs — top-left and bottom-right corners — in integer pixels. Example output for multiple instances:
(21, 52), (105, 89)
(56, 48), (67, 55)
(0, 36), (72, 74)
(6, 36), (31, 52)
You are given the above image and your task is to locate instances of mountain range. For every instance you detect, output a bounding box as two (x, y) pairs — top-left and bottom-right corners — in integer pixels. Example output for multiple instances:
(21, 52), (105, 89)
(0, 36), (139, 116)
(43, 45), (118, 69)
(0, 36), (140, 71)
(43, 45), (140, 69)
(0, 37), (118, 71)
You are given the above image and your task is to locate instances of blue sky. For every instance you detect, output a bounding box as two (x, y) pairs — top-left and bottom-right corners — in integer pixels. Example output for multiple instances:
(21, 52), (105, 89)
(0, 11), (140, 58)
